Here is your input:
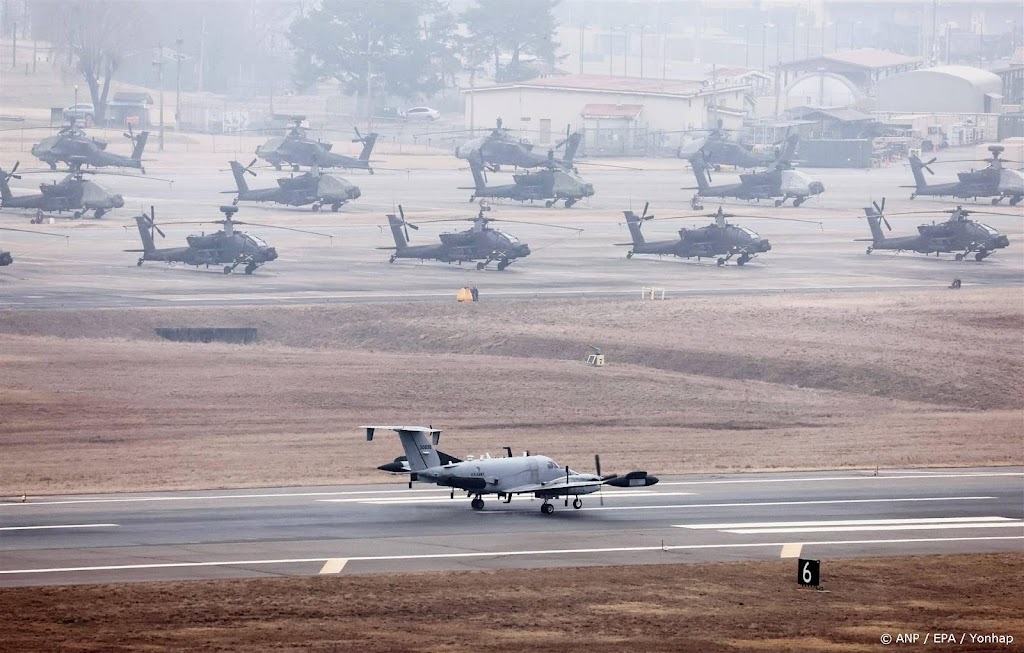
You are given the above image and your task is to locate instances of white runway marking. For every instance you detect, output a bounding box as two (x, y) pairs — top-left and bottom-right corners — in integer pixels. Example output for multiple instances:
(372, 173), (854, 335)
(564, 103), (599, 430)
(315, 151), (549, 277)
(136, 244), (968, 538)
(2, 488), (448, 508)
(318, 558), (348, 575)
(677, 517), (1015, 530)
(675, 516), (1024, 534)
(327, 490), (694, 505)
(1, 536), (1021, 576)
(655, 472), (1024, 487)
(0, 523), (118, 532)
(722, 522), (1024, 534)
(568, 496), (996, 512)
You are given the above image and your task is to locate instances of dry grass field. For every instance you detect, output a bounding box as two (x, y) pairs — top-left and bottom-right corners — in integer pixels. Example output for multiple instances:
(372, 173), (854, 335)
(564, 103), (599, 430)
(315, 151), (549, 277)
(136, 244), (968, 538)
(1, 288), (1021, 495)
(1, 553), (1020, 652)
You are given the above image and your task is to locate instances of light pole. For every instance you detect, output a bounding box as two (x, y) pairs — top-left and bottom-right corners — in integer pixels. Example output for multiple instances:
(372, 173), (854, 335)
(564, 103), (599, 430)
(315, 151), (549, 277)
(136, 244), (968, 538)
(174, 36), (183, 132)
(762, 23), (771, 71)
(152, 46), (165, 152)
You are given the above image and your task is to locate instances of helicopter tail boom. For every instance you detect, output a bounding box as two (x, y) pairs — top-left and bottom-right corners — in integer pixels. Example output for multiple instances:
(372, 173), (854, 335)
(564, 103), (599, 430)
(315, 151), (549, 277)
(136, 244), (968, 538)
(134, 214), (157, 254)
(229, 161), (250, 195)
(386, 214), (409, 250)
(622, 211), (646, 246)
(358, 133), (379, 162)
(131, 132), (150, 161)
(864, 210), (886, 244)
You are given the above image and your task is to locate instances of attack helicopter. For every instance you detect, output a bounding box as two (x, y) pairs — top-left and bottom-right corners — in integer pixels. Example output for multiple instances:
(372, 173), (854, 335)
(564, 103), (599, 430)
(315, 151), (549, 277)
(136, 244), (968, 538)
(467, 157), (594, 208)
(0, 226), (68, 267)
(255, 118), (378, 173)
(30, 121), (149, 173)
(227, 159), (361, 212)
(128, 205), (331, 274)
(0, 161), (125, 221)
(679, 130), (799, 170)
(688, 155), (825, 208)
(455, 119), (583, 171)
(381, 206), (579, 270)
(907, 146), (1024, 205)
(619, 203), (821, 266)
(857, 198), (1011, 261)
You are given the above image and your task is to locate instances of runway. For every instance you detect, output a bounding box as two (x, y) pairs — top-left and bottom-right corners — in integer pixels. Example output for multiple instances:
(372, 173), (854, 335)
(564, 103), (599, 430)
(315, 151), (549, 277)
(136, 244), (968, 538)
(1, 467), (1021, 586)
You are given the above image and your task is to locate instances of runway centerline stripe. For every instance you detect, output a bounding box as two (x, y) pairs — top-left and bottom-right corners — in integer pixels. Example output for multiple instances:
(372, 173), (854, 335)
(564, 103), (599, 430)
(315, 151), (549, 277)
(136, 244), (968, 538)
(0, 523), (118, 532)
(720, 522), (1024, 534)
(1, 536), (1021, 576)
(496, 496), (997, 513)
(2, 488), (451, 508)
(676, 517), (1015, 529)
(655, 472), (1023, 486)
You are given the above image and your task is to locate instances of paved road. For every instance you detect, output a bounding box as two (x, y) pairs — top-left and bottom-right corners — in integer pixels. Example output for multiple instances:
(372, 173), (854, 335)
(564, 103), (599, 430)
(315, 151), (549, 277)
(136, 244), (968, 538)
(1, 467), (1020, 586)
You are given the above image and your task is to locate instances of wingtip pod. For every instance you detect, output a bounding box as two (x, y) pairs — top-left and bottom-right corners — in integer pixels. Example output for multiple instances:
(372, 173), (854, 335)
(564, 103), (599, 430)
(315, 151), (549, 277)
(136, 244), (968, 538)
(606, 471), (659, 487)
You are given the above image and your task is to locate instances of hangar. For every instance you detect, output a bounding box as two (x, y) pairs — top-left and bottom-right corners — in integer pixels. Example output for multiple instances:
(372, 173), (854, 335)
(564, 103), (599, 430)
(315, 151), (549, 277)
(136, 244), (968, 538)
(874, 65), (1004, 114)
(462, 74), (749, 156)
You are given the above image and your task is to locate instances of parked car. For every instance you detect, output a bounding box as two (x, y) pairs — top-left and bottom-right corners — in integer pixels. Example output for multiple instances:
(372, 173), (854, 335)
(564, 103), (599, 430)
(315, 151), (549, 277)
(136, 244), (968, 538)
(64, 103), (95, 124)
(404, 106), (440, 121)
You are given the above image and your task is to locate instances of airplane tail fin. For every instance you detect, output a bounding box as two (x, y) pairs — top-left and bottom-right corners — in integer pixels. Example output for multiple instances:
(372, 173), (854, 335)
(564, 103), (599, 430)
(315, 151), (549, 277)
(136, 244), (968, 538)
(864, 208), (886, 244)
(359, 133), (378, 161)
(623, 210), (645, 246)
(363, 426), (442, 472)
(908, 156), (928, 190)
(229, 160), (249, 194)
(135, 214), (157, 253)
(386, 214), (409, 250)
(562, 132), (582, 165)
(131, 132), (149, 161)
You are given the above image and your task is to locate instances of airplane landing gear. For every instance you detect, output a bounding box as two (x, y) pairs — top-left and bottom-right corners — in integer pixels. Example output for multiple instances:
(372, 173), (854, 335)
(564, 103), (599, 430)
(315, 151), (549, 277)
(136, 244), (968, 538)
(572, 497), (583, 509)
(471, 496), (485, 511)
(541, 501), (554, 515)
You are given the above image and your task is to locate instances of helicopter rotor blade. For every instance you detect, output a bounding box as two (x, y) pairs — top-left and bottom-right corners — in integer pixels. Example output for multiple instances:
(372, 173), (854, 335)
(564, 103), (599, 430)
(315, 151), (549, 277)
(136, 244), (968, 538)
(0, 226), (68, 240)
(640, 201), (649, 221)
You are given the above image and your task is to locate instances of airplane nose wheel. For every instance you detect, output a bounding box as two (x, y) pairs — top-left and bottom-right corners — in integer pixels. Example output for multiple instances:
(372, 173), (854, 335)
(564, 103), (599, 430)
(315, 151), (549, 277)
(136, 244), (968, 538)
(471, 497), (485, 511)
(541, 502), (554, 515)
(572, 497), (583, 510)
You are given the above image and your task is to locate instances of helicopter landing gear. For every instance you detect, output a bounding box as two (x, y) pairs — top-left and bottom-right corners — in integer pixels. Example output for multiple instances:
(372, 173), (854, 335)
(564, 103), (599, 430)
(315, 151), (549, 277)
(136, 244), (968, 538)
(496, 259), (510, 271)
(73, 211), (82, 220)
(232, 198), (239, 205)
(626, 251), (633, 259)
(545, 200), (554, 208)
(774, 199), (784, 207)
(737, 253), (750, 266)
(572, 497), (583, 509)
(689, 195), (704, 211)
(910, 192), (917, 200)
(564, 199), (577, 208)
(991, 198), (1001, 205)
(331, 202), (342, 212)
(717, 257), (726, 266)
(311, 203), (321, 212)
(244, 262), (257, 275)
(137, 258), (144, 267)
(1011, 196), (1021, 206)
(541, 501), (554, 515)
(223, 265), (233, 274)
(955, 253), (964, 261)
(469, 195), (476, 203)
(792, 197), (805, 207)
(94, 209), (106, 219)
(389, 254), (397, 263)
(48, 161), (57, 171)
(866, 246), (874, 255)
(975, 250), (989, 262)
(292, 164), (301, 172)
(476, 261), (486, 270)
(471, 496), (484, 511)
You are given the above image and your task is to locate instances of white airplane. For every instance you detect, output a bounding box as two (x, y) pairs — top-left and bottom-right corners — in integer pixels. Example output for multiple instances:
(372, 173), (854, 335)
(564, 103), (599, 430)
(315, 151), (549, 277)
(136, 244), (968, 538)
(363, 425), (659, 514)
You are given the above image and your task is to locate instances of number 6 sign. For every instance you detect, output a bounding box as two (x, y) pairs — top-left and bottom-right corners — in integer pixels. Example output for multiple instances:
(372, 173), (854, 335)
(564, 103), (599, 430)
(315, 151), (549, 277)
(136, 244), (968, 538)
(798, 558), (820, 587)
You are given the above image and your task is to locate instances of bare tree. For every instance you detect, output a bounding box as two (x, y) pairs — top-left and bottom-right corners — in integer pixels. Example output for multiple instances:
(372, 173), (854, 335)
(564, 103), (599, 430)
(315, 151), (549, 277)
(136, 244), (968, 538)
(60, 2), (144, 123)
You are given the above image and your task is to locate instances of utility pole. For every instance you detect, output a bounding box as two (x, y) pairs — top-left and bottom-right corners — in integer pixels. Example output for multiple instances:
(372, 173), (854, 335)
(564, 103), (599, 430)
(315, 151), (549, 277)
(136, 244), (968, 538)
(366, 25), (372, 132)
(152, 45), (165, 152)
(11, 21), (15, 68)
(198, 16), (206, 92)
(175, 36), (183, 132)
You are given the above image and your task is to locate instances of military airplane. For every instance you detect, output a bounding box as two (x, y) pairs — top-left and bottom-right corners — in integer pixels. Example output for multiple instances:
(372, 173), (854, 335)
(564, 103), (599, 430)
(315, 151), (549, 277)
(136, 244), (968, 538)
(382, 207), (579, 270)
(0, 226), (68, 266)
(227, 159), (361, 212)
(363, 425), (659, 514)
(0, 161), (125, 221)
(31, 122), (149, 173)
(256, 119), (378, 173)
(129, 205), (331, 274)
(456, 119), (583, 172)
(907, 146), (1024, 206)
(467, 158), (594, 208)
(858, 198), (1011, 261)
(619, 203), (820, 266)
(688, 156), (825, 208)
(679, 130), (799, 170)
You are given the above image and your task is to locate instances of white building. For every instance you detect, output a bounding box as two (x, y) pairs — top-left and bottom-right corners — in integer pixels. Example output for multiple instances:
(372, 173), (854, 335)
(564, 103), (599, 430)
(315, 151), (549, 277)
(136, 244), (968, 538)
(462, 74), (749, 155)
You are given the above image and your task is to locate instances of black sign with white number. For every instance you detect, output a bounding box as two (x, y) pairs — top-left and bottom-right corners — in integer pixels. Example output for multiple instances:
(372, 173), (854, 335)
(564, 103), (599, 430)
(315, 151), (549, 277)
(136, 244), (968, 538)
(798, 558), (820, 587)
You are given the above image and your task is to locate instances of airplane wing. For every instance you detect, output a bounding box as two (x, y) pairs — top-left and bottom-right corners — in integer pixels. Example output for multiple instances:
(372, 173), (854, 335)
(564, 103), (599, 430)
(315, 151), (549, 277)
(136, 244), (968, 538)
(507, 471), (659, 496)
